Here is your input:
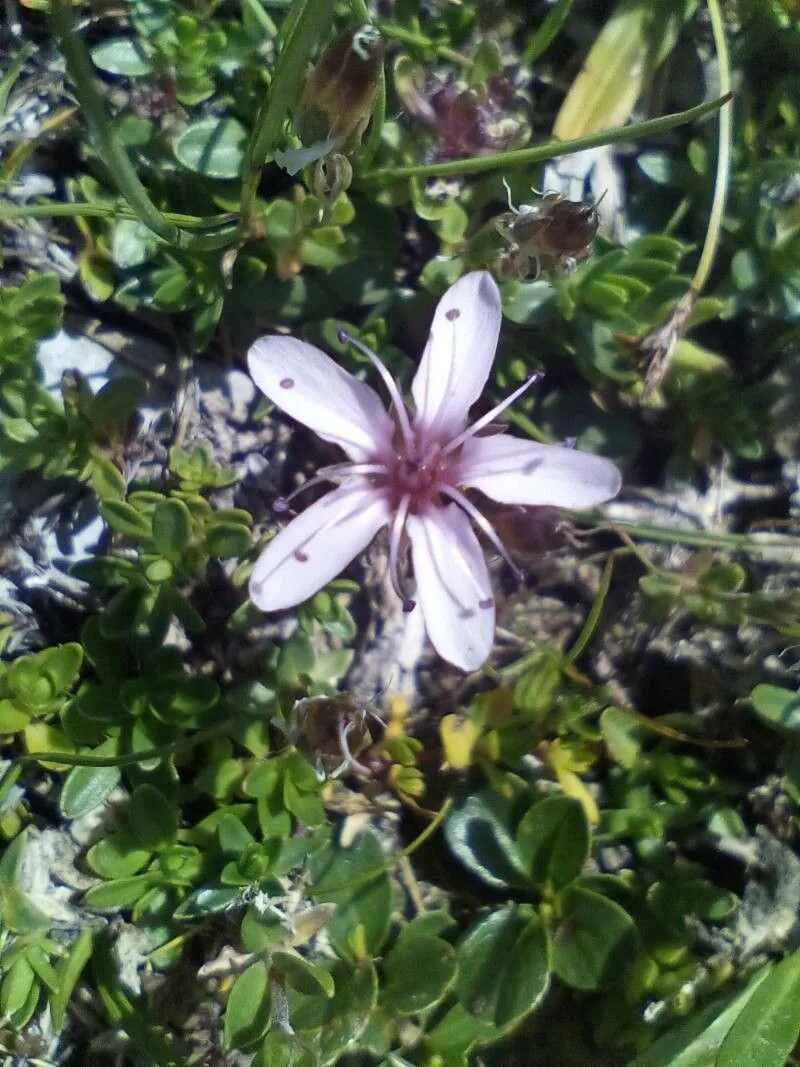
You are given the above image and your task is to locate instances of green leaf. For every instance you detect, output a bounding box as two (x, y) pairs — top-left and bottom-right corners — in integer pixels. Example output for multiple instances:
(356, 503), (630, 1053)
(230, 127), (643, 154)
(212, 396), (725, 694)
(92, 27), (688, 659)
(173, 117), (248, 179)
(443, 786), (532, 890)
(515, 796), (590, 892)
(628, 971), (771, 1067)
(600, 706), (643, 768)
(128, 784), (179, 850)
(224, 960), (271, 1049)
(289, 959), (378, 1051)
(751, 685), (800, 732)
(309, 830), (392, 961)
(0, 956), (36, 1019)
(88, 451), (127, 501)
(91, 37), (155, 76)
(204, 522), (251, 558)
(551, 886), (639, 991)
(173, 886), (242, 920)
(37, 643), (84, 694)
(716, 948), (800, 1067)
(100, 500), (152, 538)
(83, 874), (154, 912)
(382, 930), (458, 1015)
(455, 906), (550, 1027)
(272, 950), (335, 998)
(50, 928), (93, 1032)
(151, 499), (192, 557)
(60, 754), (121, 820)
(86, 833), (152, 878)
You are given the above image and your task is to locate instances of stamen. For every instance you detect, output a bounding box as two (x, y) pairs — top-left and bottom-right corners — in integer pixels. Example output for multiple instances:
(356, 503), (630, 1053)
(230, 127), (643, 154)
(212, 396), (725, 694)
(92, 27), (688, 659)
(338, 330), (416, 454)
(273, 463), (387, 512)
(439, 372), (544, 458)
(317, 461), (389, 479)
(442, 486), (524, 582)
(387, 492), (416, 612)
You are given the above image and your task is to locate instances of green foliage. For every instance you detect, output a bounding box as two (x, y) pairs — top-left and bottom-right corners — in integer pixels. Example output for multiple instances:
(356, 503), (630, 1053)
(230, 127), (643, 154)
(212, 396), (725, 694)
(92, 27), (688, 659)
(1, 0), (799, 1062)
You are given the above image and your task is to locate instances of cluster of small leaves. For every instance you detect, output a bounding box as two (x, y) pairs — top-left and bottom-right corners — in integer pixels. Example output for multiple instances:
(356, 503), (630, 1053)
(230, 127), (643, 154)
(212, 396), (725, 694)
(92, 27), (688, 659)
(0, 275), (142, 494)
(638, 551), (800, 634)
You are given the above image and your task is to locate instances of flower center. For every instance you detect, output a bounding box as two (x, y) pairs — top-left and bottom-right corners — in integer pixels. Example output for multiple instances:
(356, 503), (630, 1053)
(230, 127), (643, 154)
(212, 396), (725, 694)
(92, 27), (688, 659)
(391, 451), (444, 503)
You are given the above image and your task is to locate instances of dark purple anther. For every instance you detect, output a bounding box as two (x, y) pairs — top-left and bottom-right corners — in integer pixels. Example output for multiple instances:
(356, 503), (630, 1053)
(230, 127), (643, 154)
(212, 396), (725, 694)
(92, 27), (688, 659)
(338, 328), (350, 345)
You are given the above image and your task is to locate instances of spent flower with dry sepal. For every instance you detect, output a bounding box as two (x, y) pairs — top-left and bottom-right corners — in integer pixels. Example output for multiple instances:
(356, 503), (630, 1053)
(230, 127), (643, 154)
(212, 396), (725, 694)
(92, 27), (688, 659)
(247, 272), (622, 670)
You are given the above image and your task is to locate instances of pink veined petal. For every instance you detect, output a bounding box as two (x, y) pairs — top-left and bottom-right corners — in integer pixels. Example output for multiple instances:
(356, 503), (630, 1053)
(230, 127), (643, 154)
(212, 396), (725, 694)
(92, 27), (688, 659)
(249, 483), (390, 612)
(411, 271), (502, 444)
(248, 336), (394, 462)
(406, 504), (495, 672)
(456, 434), (623, 508)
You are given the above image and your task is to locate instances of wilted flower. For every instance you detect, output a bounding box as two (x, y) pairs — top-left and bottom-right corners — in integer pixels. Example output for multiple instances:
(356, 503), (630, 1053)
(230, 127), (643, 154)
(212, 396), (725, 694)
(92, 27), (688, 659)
(394, 58), (529, 161)
(247, 272), (621, 671)
(496, 184), (602, 279)
(275, 25), (384, 175)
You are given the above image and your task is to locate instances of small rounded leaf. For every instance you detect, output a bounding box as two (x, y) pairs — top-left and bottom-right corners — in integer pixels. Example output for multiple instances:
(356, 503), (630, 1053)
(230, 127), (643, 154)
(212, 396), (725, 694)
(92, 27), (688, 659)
(151, 499), (192, 556)
(456, 906), (551, 1027)
(552, 887), (639, 991)
(223, 961), (271, 1049)
(174, 118), (248, 179)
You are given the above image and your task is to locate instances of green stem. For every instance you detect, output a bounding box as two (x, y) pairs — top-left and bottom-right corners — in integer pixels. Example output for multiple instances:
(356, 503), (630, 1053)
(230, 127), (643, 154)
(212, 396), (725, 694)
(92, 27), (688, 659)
(50, 0), (184, 248)
(360, 93), (732, 185)
(581, 516), (798, 557)
(238, 0), (334, 236)
(691, 0), (733, 293)
(375, 21), (472, 68)
(22, 720), (235, 768)
(523, 0), (575, 66)
(564, 556), (614, 666)
(0, 201), (237, 228)
(241, 0), (278, 38)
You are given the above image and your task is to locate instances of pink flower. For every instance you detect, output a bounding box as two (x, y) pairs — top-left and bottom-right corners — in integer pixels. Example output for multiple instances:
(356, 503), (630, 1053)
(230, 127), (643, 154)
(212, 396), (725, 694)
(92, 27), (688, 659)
(247, 272), (621, 672)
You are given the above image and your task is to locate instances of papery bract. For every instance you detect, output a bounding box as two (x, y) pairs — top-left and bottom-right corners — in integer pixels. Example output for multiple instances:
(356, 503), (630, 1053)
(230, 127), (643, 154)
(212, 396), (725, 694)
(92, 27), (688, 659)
(247, 272), (622, 671)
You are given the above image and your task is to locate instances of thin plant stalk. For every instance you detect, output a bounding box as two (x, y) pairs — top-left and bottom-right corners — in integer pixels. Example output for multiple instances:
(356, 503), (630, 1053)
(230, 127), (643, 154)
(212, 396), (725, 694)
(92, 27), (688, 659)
(360, 93), (732, 184)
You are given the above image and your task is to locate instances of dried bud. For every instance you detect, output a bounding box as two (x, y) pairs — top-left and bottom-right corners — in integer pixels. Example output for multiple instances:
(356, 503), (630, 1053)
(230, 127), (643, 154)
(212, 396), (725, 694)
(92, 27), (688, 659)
(276, 25), (383, 176)
(496, 191), (601, 279)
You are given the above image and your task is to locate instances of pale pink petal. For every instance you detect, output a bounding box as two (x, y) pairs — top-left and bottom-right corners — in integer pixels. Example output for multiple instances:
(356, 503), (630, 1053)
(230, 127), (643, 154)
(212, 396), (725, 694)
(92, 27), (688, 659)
(248, 336), (393, 462)
(406, 504), (495, 672)
(411, 272), (502, 443)
(249, 484), (390, 611)
(456, 434), (622, 508)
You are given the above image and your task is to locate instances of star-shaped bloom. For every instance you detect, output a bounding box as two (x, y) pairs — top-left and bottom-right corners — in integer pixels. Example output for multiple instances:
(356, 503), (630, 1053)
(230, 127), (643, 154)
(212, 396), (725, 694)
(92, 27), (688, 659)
(247, 271), (622, 671)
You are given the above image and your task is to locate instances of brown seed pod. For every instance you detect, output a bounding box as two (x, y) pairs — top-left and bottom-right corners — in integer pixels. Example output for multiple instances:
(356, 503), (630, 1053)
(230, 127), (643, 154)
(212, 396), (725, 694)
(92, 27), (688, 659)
(496, 182), (602, 278)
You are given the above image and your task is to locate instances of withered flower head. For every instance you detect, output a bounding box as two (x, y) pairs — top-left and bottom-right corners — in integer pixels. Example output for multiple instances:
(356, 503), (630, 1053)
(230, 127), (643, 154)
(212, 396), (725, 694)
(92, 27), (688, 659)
(395, 58), (530, 161)
(496, 187), (601, 279)
(275, 25), (384, 174)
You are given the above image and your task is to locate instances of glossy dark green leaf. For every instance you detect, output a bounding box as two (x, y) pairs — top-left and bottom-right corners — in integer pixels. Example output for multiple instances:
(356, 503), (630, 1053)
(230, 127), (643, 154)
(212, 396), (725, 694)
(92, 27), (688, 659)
(515, 796), (590, 891)
(382, 931), (458, 1015)
(309, 830), (391, 960)
(173, 117), (248, 179)
(751, 685), (800, 732)
(128, 784), (179, 850)
(443, 786), (531, 890)
(552, 887), (639, 991)
(455, 906), (550, 1027)
(224, 961), (271, 1049)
